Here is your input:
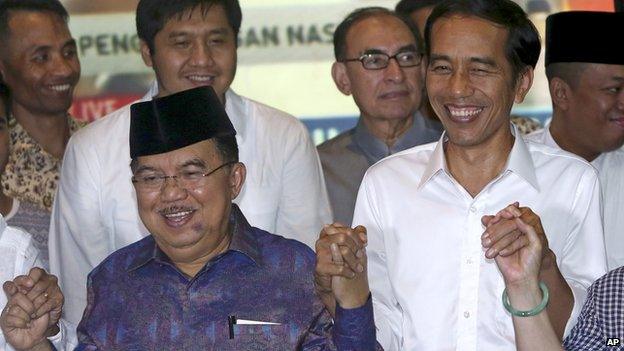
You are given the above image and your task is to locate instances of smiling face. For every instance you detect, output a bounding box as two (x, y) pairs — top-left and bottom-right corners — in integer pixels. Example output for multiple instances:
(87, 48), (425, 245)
(426, 15), (532, 147)
(141, 4), (237, 102)
(562, 64), (624, 156)
(133, 139), (245, 263)
(332, 14), (424, 124)
(0, 11), (80, 116)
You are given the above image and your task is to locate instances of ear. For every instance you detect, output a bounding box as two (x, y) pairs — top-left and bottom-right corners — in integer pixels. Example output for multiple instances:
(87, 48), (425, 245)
(228, 162), (246, 200)
(140, 40), (154, 68)
(549, 77), (571, 111)
(331, 62), (352, 96)
(513, 67), (534, 104)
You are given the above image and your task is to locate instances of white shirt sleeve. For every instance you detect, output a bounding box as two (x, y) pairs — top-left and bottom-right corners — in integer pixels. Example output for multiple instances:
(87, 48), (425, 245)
(49, 134), (109, 326)
(558, 167), (608, 336)
(352, 174), (402, 350)
(274, 121), (332, 248)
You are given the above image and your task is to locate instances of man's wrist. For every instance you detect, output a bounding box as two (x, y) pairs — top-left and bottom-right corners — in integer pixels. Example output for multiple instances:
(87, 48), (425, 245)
(44, 323), (60, 338)
(336, 289), (371, 309)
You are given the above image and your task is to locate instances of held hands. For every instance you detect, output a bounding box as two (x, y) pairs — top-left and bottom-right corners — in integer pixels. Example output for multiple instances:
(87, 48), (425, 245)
(0, 267), (63, 351)
(481, 203), (548, 285)
(314, 223), (370, 316)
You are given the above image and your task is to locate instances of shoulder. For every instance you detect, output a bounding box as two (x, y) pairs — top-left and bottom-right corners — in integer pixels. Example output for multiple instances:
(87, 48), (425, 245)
(235, 93), (309, 136)
(68, 103), (133, 149)
(525, 139), (597, 177)
(366, 141), (438, 177)
(589, 266), (624, 297)
(317, 129), (355, 157)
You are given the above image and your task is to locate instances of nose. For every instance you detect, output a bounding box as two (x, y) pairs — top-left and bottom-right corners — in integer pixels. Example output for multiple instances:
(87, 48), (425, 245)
(617, 89), (624, 110)
(449, 69), (473, 98)
(384, 57), (406, 83)
(160, 176), (189, 202)
(189, 42), (214, 67)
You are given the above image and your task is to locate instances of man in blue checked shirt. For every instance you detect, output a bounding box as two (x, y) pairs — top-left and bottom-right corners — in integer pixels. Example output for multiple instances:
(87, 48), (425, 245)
(72, 86), (377, 350)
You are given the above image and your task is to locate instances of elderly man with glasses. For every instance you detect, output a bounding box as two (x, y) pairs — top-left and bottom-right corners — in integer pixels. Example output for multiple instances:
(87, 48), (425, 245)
(317, 7), (443, 226)
(73, 86), (377, 350)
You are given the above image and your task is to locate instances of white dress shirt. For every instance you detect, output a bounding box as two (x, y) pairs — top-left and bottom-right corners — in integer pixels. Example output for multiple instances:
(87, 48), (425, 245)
(527, 127), (624, 270)
(0, 215), (76, 350)
(353, 127), (608, 350)
(49, 87), (332, 325)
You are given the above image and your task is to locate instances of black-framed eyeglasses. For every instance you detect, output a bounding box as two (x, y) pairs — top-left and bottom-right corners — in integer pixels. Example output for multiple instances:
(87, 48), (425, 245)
(341, 51), (423, 70)
(132, 161), (237, 192)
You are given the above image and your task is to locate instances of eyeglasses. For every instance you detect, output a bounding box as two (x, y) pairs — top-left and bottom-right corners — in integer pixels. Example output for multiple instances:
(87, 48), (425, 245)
(132, 161), (236, 192)
(341, 51), (423, 70)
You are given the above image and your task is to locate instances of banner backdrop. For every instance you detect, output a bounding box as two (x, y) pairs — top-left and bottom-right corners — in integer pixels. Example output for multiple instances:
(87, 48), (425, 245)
(63, 0), (615, 144)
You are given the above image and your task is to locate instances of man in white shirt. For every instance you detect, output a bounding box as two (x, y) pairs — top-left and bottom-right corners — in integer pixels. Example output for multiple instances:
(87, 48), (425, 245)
(49, 0), (331, 325)
(0, 216), (76, 350)
(526, 11), (624, 270)
(314, 0), (607, 350)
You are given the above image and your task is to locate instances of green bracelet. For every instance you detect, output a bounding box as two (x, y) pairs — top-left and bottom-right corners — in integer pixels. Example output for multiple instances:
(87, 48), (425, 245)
(502, 281), (549, 317)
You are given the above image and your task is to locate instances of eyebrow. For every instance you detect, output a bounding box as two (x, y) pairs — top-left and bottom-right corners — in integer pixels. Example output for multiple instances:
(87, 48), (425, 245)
(179, 158), (207, 169)
(168, 27), (229, 38)
(361, 44), (418, 56)
(134, 165), (159, 174)
(429, 54), (498, 67)
(611, 76), (624, 82)
(29, 39), (77, 54)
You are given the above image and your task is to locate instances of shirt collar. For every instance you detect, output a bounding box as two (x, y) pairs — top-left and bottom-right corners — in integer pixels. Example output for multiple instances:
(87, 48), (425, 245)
(418, 124), (540, 191)
(126, 204), (263, 272)
(145, 82), (246, 142)
(352, 112), (437, 165)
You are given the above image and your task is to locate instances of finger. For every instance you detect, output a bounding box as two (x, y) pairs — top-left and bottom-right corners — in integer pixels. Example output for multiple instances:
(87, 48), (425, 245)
(482, 219), (518, 247)
(353, 225), (368, 245)
(485, 230), (522, 259)
(498, 235), (530, 256)
(516, 218), (541, 251)
(502, 202), (522, 217)
(316, 261), (357, 279)
(2, 314), (31, 329)
(6, 292), (36, 318)
(28, 267), (45, 283)
(330, 243), (343, 264)
(338, 245), (364, 273)
(481, 215), (495, 227)
(12, 275), (33, 294)
(26, 277), (53, 303)
(318, 232), (363, 255)
(2, 281), (18, 297)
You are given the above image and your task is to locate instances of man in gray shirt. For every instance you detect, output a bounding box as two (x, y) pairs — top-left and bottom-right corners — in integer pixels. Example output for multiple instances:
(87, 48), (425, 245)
(318, 7), (442, 224)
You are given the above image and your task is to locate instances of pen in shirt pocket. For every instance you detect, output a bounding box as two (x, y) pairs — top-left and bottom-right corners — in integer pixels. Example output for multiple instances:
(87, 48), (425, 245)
(227, 315), (282, 339)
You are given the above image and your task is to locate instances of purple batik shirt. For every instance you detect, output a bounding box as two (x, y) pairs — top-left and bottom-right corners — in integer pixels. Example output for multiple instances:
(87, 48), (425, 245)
(75, 205), (377, 350)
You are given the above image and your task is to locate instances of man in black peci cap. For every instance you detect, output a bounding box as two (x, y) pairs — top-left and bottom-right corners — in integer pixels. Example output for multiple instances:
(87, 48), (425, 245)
(526, 11), (624, 270)
(74, 86), (377, 350)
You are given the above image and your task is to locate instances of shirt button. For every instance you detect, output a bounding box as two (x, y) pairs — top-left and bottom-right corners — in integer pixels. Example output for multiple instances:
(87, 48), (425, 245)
(464, 311), (470, 318)
(469, 206), (477, 213)
(466, 258), (473, 264)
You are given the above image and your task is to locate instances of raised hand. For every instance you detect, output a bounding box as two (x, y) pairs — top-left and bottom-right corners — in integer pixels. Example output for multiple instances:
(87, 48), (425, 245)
(314, 223), (370, 316)
(0, 281), (51, 351)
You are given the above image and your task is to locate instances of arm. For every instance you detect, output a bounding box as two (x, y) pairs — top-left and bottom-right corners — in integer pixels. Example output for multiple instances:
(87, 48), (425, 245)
(562, 282), (604, 350)
(492, 218), (563, 351)
(275, 121), (332, 248)
(48, 134), (109, 326)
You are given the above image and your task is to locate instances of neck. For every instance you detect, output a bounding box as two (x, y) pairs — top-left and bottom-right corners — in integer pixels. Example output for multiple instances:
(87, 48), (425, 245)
(12, 104), (70, 159)
(445, 127), (514, 197)
(171, 226), (233, 278)
(549, 114), (600, 162)
(0, 191), (13, 217)
(361, 114), (414, 147)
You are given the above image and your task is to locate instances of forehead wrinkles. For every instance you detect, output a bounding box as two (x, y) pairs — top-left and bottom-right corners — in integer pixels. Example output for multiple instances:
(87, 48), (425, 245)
(345, 15), (416, 56)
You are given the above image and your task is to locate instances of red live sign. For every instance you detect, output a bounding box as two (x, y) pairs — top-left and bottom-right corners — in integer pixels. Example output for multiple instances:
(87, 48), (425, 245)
(70, 94), (142, 122)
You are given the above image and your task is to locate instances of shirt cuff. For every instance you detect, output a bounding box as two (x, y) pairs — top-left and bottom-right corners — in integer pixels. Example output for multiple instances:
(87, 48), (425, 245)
(332, 294), (376, 350)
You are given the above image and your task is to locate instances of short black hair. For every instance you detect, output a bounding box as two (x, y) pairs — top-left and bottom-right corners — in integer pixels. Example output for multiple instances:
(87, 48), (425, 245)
(333, 7), (421, 62)
(395, 0), (445, 16)
(136, 0), (242, 53)
(130, 135), (239, 173)
(424, 0), (540, 82)
(0, 0), (68, 45)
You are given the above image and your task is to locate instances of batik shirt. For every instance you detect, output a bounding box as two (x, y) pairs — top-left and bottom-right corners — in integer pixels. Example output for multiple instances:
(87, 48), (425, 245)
(1, 116), (81, 211)
(76, 205), (376, 350)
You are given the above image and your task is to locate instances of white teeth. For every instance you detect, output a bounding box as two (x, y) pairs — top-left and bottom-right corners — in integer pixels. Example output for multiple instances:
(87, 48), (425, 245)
(448, 107), (483, 117)
(164, 210), (193, 218)
(188, 75), (213, 82)
(50, 84), (71, 92)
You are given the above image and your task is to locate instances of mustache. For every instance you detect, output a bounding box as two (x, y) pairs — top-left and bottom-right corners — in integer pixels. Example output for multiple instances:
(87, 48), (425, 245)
(157, 205), (195, 215)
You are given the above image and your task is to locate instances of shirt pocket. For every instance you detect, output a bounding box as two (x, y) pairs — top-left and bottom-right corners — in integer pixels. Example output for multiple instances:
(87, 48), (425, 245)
(230, 324), (291, 350)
